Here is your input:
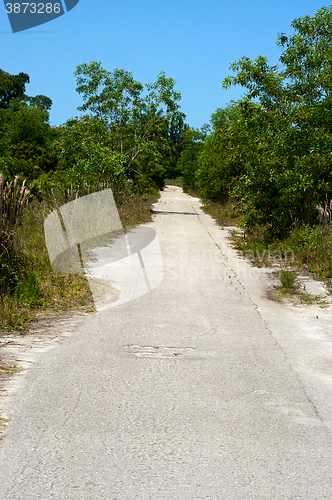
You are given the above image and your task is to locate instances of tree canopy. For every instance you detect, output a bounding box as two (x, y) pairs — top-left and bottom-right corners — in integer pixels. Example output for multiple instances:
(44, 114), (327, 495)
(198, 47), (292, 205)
(0, 70), (30, 109)
(72, 61), (186, 191)
(195, 5), (332, 237)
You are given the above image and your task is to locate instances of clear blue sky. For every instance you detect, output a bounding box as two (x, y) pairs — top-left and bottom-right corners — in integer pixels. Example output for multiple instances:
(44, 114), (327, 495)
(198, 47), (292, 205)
(0, 1), (329, 129)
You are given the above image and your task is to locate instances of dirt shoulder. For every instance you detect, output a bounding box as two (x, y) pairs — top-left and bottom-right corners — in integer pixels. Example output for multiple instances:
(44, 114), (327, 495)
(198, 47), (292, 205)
(0, 309), (93, 436)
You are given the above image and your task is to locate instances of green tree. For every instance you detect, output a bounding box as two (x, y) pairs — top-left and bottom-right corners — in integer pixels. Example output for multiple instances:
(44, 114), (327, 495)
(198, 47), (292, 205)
(0, 70), (56, 184)
(177, 127), (206, 191)
(166, 111), (188, 179)
(197, 101), (264, 202)
(56, 116), (128, 196)
(0, 69), (29, 109)
(0, 101), (57, 181)
(74, 62), (185, 189)
(221, 5), (332, 236)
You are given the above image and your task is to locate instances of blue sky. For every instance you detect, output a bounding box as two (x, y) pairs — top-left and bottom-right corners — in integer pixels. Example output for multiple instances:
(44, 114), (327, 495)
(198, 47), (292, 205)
(0, 1), (329, 129)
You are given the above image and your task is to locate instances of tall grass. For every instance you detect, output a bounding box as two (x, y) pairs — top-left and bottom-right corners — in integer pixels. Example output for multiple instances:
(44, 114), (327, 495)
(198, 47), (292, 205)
(0, 178), (160, 330)
(0, 173), (30, 255)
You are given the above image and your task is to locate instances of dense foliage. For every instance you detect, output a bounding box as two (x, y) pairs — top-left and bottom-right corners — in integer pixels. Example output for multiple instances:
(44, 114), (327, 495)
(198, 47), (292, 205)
(0, 64), (187, 200)
(182, 5), (332, 238)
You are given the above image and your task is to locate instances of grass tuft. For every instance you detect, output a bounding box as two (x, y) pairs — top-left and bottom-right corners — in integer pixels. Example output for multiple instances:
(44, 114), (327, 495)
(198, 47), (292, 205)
(279, 269), (298, 290)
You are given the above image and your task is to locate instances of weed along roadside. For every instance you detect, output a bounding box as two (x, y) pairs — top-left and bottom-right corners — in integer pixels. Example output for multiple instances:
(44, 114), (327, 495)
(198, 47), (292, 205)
(0, 181), (160, 438)
(0, 179), (160, 331)
(0, 179), (160, 384)
(199, 197), (332, 307)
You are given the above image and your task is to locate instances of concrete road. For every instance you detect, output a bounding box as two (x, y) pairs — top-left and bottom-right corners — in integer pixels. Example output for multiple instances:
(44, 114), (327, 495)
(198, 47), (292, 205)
(1, 186), (332, 500)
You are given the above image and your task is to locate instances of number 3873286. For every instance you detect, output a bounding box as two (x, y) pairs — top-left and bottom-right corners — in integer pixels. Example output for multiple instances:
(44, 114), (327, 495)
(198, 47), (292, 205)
(5, 3), (62, 14)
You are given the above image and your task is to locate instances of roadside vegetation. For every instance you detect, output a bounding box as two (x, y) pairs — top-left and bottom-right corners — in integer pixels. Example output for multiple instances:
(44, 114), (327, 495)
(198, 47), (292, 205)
(0, 65), (184, 329)
(174, 5), (332, 294)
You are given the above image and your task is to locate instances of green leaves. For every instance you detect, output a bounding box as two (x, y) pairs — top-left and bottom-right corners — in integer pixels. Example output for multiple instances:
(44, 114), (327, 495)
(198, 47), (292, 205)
(277, 6), (332, 104)
(176, 127), (205, 190)
(0, 101), (56, 181)
(208, 5), (332, 237)
(15, 271), (42, 307)
(0, 70), (56, 184)
(0, 70), (29, 109)
(197, 101), (263, 203)
(75, 62), (144, 124)
(74, 62), (185, 191)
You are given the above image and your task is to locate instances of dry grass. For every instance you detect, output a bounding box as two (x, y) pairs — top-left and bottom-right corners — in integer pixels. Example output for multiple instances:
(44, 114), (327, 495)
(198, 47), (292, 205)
(202, 199), (243, 227)
(117, 189), (159, 230)
(0, 174), (30, 254)
(316, 200), (332, 225)
(0, 186), (160, 330)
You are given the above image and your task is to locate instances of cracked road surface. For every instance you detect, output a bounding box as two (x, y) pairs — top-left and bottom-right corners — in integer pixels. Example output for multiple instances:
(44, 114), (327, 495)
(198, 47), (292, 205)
(1, 186), (332, 499)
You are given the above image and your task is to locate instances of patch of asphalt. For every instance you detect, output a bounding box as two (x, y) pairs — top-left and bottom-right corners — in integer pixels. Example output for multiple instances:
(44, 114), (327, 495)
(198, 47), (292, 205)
(0, 310), (94, 437)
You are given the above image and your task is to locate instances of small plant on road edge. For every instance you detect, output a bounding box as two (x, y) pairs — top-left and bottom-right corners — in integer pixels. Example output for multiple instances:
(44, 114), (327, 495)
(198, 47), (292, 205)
(279, 269), (298, 291)
(275, 269), (324, 305)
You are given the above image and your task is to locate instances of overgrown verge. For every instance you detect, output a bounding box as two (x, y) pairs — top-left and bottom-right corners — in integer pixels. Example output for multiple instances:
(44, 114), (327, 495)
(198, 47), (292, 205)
(202, 199), (332, 301)
(232, 223), (332, 280)
(201, 199), (242, 227)
(0, 182), (159, 331)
